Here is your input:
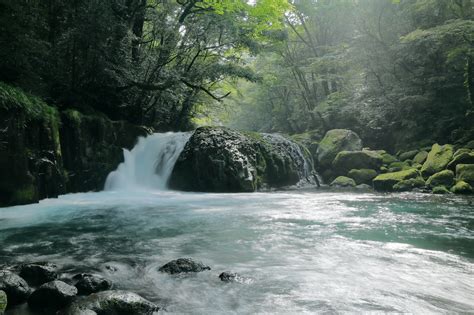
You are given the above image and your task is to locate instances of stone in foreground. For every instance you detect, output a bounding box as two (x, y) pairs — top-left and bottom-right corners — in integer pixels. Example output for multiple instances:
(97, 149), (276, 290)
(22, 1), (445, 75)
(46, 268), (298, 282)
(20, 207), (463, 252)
(60, 290), (158, 315)
(0, 270), (30, 305)
(72, 273), (112, 295)
(28, 280), (77, 311)
(159, 258), (211, 274)
(19, 262), (58, 286)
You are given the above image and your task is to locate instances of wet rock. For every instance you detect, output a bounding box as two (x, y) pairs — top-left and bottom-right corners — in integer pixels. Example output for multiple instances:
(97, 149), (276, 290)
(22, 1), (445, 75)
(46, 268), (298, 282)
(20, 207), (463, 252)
(355, 184), (373, 190)
(60, 290), (159, 315)
(28, 280), (77, 311)
(159, 258), (211, 274)
(330, 176), (356, 188)
(0, 270), (30, 305)
(432, 186), (451, 194)
(19, 262), (58, 286)
(451, 181), (473, 194)
(219, 272), (241, 283)
(392, 178), (426, 192)
(0, 290), (6, 313)
(72, 273), (112, 295)
(348, 169), (378, 185)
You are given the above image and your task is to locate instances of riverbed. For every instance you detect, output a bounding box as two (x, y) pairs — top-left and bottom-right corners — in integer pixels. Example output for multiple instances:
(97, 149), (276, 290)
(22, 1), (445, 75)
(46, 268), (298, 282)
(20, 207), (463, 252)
(1, 190), (473, 314)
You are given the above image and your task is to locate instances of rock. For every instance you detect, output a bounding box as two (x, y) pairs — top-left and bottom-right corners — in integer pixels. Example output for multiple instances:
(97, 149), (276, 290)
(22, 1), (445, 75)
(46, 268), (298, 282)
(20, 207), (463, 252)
(330, 176), (356, 187)
(421, 144), (454, 177)
(355, 184), (372, 190)
(393, 178), (426, 192)
(413, 151), (429, 165)
(348, 169), (378, 185)
(453, 148), (471, 159)
(447, 152), (474, 170)
(426, 170), (455, 188)
(169, 127), (313, 192)
(316, 129), (362, 170)
(0, 270), (30, 305)
(456, 164), (474, 186)
(332, 150), (383, 175)
(399, 150), (419, 161)
(465, 140), (474, 149)
(432, 186), (451, 194)
(19, 262), (58, 286)
(28, 280), (77, 311)
(451, 181), (473, 194)
(60, 290), (158, 315)
(381, 153), (398, 165)
(373, 169), (421, 192)
(219, 272), (241, 283)
(72, 274), (112, 295)
(159, 258), (211, 275)
(388, 161), (411, 172)
(0, 290), (6, 313)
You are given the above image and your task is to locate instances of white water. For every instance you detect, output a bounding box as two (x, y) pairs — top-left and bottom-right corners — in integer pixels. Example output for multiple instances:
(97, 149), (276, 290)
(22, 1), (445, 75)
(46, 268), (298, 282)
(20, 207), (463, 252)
(104, 132), (191, 191)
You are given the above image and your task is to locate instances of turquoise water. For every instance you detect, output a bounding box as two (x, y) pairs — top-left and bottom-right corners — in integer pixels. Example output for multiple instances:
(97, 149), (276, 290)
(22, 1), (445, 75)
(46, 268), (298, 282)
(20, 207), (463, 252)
(1, 190), (473, 314)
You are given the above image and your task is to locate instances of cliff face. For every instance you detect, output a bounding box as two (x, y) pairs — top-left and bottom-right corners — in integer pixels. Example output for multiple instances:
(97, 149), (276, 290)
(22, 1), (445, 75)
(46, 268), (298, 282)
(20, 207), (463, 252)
(0, 83), (150, 207)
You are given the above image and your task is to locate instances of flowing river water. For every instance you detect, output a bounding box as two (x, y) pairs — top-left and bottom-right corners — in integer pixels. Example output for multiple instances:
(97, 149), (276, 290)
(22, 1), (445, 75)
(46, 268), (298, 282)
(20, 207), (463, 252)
(1, 134), (473, 314)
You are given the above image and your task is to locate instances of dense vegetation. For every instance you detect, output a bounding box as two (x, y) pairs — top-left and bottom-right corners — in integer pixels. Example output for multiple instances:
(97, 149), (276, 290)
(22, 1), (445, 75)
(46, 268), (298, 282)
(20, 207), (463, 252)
(0, 0), (473, 150)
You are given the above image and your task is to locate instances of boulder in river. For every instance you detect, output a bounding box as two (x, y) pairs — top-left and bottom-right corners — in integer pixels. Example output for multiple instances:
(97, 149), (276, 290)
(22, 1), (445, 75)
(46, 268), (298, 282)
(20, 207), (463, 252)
(72, 273), (112, 295)
(456, 164), (474, 186)
(19, 262), (58, 286)
(426, 170), (454, 188)
(392, 178), (426, 192)
(28, 280), (77, 311)
(373, 169), (421, 191)
(330, 176), (356, 188)
(60, 290), (159, 315)
(316, 129), (362, 170)
(421, 144), (454, 177)
(219, 272), (243, 283)
(450, 180), (473, 194)
(332, 150), (383, 175)
(347, 169), (378, 185)
(0, 270), (30, 305)
(159, 258), (211, 274)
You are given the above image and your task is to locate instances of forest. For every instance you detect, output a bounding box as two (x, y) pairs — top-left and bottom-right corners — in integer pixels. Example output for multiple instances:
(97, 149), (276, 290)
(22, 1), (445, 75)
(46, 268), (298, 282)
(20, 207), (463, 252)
(1, 0), (472, 150)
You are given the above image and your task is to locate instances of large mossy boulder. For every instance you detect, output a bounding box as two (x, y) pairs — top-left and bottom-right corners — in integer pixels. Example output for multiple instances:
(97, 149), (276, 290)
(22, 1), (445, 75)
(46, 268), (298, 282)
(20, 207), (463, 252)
(451, 181), (473, 194)
(426, 170), (454, 188)
(399, 150), (419, 161)
(348, 169), (378, 185)
(456, 164), (474, 186)
(413, 151), (429, 165)
(330, 176), (356, 188)
(332, 150), (383, 175)
(421, 144), (454, 177)
(447, 152), (474, 170)
(392, 178), (426, 192)
(373, 169), (421, 191)
(316, 129), (362, 169)
(169, 127), (313, 192)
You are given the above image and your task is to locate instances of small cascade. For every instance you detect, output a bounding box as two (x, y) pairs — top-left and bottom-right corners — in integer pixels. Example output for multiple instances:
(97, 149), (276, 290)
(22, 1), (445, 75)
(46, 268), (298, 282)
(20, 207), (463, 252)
(104, 132), (191, 191)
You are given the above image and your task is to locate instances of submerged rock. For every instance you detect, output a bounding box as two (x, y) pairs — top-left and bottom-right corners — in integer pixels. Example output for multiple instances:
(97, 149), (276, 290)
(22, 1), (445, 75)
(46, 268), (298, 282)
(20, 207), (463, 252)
(28, 280), (77, 311)
(60, 290), (158, 315)
(19, 262), (58, 286)
(0, 270), (30, 305)
(0, 290), (6, 313)
(316, 129), (362, 170)
(373, 169), (421, 192)
(159, 258), (211, 275)
(421, 144), (454, 177)
(72, 273), (112, 295)
(330, 176), (356, 188)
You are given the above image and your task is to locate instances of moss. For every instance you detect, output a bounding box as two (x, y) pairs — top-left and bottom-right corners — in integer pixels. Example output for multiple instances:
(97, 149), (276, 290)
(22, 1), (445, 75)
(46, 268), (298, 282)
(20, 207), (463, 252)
(373, 168), (420, 191)
(451, 181), (473, 194)
(426, 170), (454, 188)
(332, 150), (383, 174)
(432, 186), (451, 194)
(413, 151), (429, 164)
(0, 290), (6, 313)
(393, 178), (426, 192)
(348, 169), (378, 185)
(388, 161), (411, 172)
(11, 185), (37, 205)
(456, 164), (474, 186)
(316, 129), (362, 168)
(381, 153), (398, 165)
(447, 152), (474, 170)
(330, 176), (356, 187)
(399, 150), (419, 161)
(421, 143), (454, 177)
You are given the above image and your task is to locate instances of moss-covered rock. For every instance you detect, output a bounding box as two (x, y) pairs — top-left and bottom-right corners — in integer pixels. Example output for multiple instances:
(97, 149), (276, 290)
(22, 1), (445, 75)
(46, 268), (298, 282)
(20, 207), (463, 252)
(393, 178), (426, 192)
(330, 176), (356, 187)
(450, 181), (473, 194)
(332, 150), (383, 175)
(432, 186), (451, 194)
(373, 169), (421, 191)
(453, 148), (471, 159)
(426, 170), (454, 188)
(0, 290), (6, 313)
(316, 129), (362, 170)
(421, 143), (454, 177)
(399, 150), (419, 161)
(413, 151), (429, 164)
(455, 164), (474, 186)
(381, 153), (398, 165)
(348, 169), (378, 185)
(447, 152), (474, 170)
(388, 161), (411, 172)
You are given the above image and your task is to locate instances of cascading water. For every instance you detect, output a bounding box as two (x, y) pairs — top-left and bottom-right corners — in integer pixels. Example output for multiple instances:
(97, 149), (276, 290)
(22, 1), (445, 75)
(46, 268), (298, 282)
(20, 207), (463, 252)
(104, 132), (191, 191)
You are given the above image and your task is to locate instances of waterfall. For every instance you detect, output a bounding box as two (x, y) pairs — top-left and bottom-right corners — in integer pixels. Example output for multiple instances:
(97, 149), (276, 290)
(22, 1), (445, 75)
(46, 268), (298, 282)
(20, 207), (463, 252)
(104, 132), (191, 191)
